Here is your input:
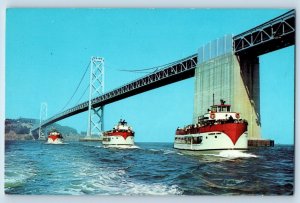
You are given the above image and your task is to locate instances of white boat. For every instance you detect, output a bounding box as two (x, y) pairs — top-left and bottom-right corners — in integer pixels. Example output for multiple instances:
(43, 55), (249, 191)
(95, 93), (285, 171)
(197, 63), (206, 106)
(47, 130), (63, 144)
(102, 119), (135, 148)
(174, 100), (248, 151)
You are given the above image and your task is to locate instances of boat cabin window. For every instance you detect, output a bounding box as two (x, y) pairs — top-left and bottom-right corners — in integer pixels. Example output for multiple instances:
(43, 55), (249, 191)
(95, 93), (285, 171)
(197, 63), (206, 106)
(221, 106), (231, 112)
(211, 106), (217, 112)
(213, 105), (231, 112)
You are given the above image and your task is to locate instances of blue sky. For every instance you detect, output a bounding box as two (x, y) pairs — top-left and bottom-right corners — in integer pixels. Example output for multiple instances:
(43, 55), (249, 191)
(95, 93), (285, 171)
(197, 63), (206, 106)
(6, 8), (294, 144)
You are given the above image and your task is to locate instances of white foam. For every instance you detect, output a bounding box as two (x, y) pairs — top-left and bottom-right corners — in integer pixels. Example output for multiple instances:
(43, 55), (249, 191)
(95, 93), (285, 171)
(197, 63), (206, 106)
(149, 149), (160, 152)
(210, 150), (258, 159)
(163, 150), (176, 155)
(63, 163), (182, 195)
(149, 149), (176, 155)
(5, 169), (36, 189)
(44, 142), (69, 145)
(124, 182), (182, 195)
(103, 145), (140, 149)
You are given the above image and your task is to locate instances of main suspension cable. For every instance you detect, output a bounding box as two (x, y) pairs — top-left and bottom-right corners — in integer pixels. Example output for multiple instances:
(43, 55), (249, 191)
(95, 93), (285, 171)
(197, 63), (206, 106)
(75, 84), (90, 105)
(60, 61), (91, 112)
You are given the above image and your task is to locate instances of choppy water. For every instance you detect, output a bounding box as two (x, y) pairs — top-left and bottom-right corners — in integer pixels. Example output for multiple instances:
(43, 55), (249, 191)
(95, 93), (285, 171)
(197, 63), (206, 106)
(5, 141), (294, 195)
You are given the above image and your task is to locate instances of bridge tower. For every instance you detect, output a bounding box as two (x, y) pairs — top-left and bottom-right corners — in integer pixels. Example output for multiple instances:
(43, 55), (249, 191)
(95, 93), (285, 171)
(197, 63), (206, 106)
(193, 35), (261, 140)
(86, 57), (104, 138)
(38, 102), (48, 139)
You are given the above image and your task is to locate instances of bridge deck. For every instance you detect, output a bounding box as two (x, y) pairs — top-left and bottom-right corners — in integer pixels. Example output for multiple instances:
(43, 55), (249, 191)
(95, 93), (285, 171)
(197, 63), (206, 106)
(233, 9), (295, 56)
(32, 54), (197, 130)
(32, 10), (295, 132)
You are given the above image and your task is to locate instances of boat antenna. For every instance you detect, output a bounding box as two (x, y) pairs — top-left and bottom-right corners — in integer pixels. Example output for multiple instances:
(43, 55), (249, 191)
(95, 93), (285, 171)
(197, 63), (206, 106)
(213, 93), (215, 105)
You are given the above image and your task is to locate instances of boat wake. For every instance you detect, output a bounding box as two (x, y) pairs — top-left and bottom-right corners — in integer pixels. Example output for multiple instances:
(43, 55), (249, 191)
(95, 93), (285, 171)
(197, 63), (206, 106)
(149, 149), (176, 155)
(5, 169), (36, 190)
(61, 164), (181, 195)
(205, 150), (258, 159)
(103, 145), (140, 149)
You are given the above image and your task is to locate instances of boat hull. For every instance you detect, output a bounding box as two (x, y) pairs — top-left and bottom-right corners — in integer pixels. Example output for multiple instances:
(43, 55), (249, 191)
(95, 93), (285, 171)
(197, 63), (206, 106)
(174, 123), (248, 151)
(102, 135), (134, 147)
(47, 137), (63, 144)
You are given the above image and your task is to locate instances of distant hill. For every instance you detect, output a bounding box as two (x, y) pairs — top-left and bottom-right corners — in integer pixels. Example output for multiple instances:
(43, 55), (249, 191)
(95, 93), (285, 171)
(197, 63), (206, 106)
(5, 118), (82, 141)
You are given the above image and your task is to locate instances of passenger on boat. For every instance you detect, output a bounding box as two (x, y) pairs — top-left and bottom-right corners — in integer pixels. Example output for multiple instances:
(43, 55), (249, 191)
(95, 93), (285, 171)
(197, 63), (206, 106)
(228, 115), (234, 123)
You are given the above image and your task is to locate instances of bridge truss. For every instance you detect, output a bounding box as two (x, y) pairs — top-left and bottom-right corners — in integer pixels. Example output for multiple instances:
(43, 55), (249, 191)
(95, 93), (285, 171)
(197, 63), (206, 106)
(32, 54), (197, 131)
(31, 10), (295, 133)
(233, 9), (295, 56)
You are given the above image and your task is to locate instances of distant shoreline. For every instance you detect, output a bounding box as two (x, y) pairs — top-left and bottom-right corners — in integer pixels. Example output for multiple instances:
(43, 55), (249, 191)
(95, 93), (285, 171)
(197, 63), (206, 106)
(5, 118), (83, 141)
(5, 133), (33, 141)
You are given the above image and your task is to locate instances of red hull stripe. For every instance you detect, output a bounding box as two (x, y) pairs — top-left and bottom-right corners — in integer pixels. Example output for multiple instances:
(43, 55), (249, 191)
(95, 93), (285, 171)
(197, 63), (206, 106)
(177, 123), (247, 145)
(48, 135), (61, 141)
(106, 132), (134, 140)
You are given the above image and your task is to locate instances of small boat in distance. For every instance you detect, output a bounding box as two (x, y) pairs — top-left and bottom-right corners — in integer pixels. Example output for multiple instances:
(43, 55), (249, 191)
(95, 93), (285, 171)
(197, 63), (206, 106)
(174, 99), (248, 151)
(102, 119), (135, 148)
(47, 130), (63, 144)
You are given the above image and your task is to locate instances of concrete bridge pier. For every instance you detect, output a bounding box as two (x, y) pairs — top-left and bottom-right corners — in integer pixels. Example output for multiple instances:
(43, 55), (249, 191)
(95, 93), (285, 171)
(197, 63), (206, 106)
(193, 35), (261, 140)
(236, 55), (261, 140)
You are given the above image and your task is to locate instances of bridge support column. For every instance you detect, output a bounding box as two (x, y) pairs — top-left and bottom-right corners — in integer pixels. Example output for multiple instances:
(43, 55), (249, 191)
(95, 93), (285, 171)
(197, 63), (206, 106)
(193, 36), (261, 140)
(87, 57), (104, 138)
(236, 55), (261, 139)
(38, 102), (48, 140)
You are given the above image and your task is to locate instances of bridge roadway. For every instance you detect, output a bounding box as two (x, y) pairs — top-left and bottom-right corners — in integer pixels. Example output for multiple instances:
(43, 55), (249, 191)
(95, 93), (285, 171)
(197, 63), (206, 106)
(32, 54), (198, 130)
(233, 9), (295, 56)
(32, 9), (295, 131)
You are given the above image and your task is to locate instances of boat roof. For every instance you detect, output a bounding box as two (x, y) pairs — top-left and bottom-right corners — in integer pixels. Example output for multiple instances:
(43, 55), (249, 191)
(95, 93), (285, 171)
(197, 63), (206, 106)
(211, 104), (231, 107)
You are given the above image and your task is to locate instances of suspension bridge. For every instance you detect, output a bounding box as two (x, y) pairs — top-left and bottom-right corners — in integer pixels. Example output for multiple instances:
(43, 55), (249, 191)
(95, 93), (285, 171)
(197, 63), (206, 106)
(31, 10), (295, 141)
